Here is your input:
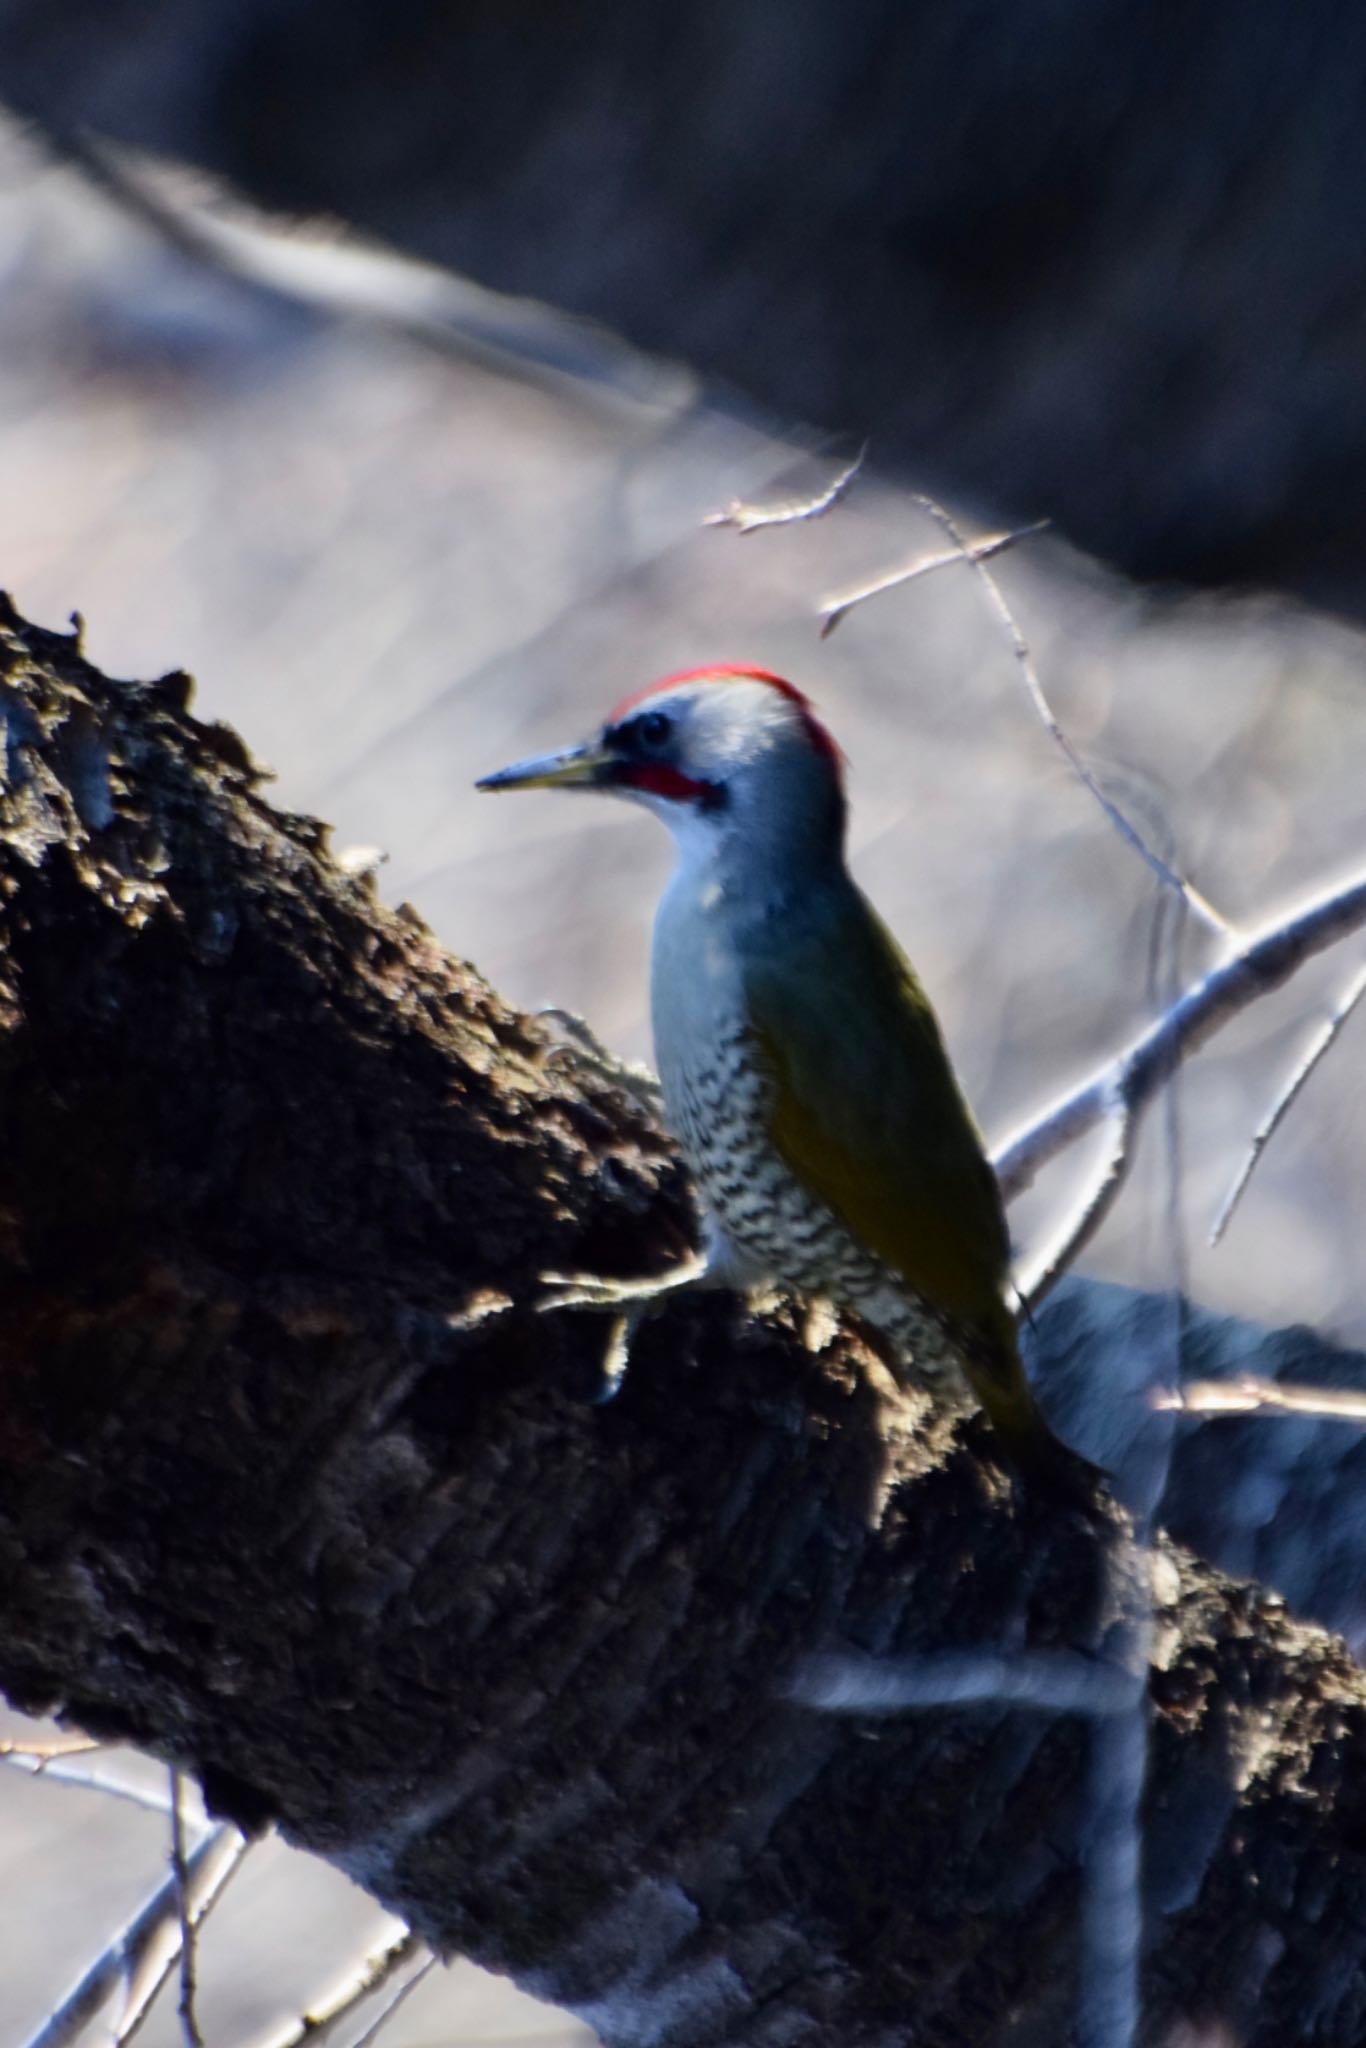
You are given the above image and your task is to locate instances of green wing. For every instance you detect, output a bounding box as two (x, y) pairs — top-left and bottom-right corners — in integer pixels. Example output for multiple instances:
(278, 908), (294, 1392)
(741, 882), (1100, 1501)
(741, 881), (1014, 1351)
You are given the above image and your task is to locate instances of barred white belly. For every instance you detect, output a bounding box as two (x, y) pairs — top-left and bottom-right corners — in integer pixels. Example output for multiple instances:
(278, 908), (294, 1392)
(665, 1028), (958, 1387)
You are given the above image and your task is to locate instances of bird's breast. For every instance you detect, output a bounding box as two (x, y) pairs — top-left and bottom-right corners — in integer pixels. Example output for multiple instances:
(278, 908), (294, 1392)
(647, 878), (964, 1384)
(650, 895), (875, 1297)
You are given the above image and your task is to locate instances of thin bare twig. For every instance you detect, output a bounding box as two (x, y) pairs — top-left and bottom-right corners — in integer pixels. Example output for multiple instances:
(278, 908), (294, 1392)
(909, 493), (1228, 937)
(703, 444), (867, 533)
(1155, 1378), (1366, 1424)
(1075, 888), (1189, 2048)
(1, 1746), (187, 1819)
(21, 1824), (245, 2048)
(169, 1770), (206, 2048)
(1014, 1101), (1135, 1310)
(248, 1929), (426, 2048)
(1209, 957), (1366, 1246)
(116, 1832), (250, 2048)
(348, 1954), (438, 2048)
(817, 518), (1049, 636)
(994, 860), (1366, 1270)
(0, 1733), (98, 1761)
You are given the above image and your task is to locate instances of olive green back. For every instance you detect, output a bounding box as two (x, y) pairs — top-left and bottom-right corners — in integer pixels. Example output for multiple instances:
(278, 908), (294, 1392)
(741, 881), (1016, 1359)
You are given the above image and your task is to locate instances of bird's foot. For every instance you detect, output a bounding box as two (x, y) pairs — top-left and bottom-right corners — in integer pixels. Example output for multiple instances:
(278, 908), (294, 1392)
(536, 1257), (710, 1403)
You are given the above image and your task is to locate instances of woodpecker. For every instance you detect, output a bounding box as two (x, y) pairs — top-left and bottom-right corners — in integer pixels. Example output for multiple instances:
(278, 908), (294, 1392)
(479, 666), (1093, 1500)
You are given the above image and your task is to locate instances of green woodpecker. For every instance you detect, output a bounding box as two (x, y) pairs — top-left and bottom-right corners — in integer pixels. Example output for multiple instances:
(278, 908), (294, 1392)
(479, 666), (1091, 1500)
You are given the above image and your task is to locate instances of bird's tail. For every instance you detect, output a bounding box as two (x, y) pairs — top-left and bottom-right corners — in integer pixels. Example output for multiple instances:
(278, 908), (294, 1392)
(959, 1314), (1106, 1511)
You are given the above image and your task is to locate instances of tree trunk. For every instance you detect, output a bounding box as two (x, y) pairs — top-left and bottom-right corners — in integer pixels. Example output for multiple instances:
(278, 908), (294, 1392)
(2, 596), (1365, 2047)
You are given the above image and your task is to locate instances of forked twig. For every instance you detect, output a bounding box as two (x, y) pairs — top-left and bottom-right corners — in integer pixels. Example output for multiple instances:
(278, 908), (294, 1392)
(116, 1831), (249, 2048)
(1, 1746), (184, 1820)
(995, 860), (1366, 1293)
(909, 493), (1229, 937)
(22, 1824), (246, 2048)
(818, 519), (1049, 636)
(704, 444), (867, 533)
(0, 1734), (98, 1761)
(1014, 1101), (1135, 1309)
(1209, 957), (1366, 1246)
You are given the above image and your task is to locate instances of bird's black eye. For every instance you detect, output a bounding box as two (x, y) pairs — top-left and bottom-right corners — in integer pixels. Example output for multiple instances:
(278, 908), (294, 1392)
(635, 710), (673, 749)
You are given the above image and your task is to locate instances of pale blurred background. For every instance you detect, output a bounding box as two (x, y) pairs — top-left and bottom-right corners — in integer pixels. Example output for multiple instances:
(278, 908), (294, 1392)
(3, 91), (1366, 2047)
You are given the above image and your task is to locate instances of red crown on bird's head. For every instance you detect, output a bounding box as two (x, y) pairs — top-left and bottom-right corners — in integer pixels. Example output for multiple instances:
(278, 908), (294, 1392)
(608, 666), (844, 777)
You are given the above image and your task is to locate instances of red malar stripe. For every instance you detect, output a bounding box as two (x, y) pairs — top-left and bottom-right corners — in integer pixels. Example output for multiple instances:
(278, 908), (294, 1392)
(615, 761), (720, 805)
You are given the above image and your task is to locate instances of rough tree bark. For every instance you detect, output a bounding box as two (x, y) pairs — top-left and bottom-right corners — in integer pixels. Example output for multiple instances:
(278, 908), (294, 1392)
(2, 599), (1366, 2047)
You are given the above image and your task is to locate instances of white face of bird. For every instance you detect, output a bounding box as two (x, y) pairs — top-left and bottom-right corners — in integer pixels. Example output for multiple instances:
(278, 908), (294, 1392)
(477, 668), (847, 873)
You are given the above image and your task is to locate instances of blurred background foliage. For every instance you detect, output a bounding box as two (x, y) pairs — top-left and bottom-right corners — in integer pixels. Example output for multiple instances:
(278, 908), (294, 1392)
(7, 0), (1366, 599)
(4, 6), (1366, 2041)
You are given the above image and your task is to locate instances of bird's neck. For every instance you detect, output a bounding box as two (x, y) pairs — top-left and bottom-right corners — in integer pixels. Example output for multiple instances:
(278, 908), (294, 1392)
(660, 808), (850, 938)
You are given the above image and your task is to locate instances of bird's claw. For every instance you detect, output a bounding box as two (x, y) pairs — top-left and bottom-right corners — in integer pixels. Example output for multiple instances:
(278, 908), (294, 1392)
(535, 1276), (652, 1405)
(535, 1256), (709, 1318)
(535, 1262), (708, 1404)
(535, 1272), (665, 1315)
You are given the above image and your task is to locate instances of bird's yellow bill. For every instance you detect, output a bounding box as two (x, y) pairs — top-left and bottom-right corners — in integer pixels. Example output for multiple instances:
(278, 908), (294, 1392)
(476, 740), (613, 793)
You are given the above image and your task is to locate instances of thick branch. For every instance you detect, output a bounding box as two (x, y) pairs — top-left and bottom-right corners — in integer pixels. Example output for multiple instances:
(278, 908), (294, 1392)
(3, 600), (1366, 2047)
